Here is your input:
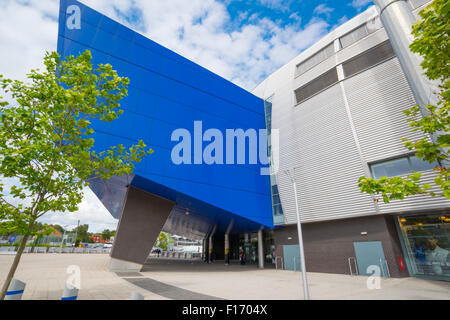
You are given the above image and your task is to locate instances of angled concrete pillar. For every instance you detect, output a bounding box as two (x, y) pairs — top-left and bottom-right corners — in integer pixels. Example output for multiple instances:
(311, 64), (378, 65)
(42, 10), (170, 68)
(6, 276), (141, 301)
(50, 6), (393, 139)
(109, 186), (175, 272)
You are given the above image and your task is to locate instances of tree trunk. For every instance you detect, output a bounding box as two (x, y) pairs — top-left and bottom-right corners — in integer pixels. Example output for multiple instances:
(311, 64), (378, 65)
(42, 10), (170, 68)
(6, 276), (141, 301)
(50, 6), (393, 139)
(0, 233), (30, 300)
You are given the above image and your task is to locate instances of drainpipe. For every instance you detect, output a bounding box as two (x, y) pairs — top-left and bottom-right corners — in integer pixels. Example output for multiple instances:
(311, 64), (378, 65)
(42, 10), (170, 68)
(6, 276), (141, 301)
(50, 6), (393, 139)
(373, 0), (439, 111)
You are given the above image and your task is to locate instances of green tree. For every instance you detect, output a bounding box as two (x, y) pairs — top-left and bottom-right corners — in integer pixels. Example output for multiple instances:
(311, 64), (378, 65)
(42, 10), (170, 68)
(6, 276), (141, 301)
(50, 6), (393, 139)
(101, 229), (112, 241)
(52, 224), (65, 235)
(73, 224), (90, 243)
(155, 232), (173, 250)
(358, 0), (449, 203)
(0, 50), (152, 299)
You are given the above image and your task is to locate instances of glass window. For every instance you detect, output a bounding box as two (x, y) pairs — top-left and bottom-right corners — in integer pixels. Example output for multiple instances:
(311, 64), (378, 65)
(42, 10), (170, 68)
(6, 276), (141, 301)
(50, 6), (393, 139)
(271, 185), (279, 195)
(397, 215), (450, 279)
(272, 196), (280, 205)
(370, 154), (439, 179)
(410, 155), (438, 172)
(273, 203), (283, 216)
(371, 157), (411, 179)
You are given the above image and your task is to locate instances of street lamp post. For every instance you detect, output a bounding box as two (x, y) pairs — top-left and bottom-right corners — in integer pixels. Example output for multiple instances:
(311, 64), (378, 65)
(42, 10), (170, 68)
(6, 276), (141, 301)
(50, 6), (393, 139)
(73, 220), (80, 247)
(285, 169), (310, 300)
(59, 225), (70, 253)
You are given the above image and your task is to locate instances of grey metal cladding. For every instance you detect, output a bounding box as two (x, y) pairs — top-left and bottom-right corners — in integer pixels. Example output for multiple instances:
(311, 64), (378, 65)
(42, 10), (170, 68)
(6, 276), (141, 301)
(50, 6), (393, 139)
(294, 67), (339, 104)
(276, 84), (376, 224)
(342, 40), (396, 78)
(345, 57), (450, 212)
(344, 57), (421, 163)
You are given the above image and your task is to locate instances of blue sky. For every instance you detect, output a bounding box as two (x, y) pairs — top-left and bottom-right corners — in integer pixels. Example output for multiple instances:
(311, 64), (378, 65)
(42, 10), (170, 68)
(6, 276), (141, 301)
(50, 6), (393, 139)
(225, 0), (372, 29)
(0, 0), (373, 232)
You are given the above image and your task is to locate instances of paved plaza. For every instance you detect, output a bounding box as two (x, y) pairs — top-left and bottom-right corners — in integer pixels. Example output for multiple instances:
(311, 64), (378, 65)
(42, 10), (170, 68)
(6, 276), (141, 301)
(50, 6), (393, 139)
(0, 254), (449, 300)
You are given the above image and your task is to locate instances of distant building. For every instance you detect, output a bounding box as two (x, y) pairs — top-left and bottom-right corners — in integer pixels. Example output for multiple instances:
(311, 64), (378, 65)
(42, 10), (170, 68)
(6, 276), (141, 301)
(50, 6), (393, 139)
(168, 235), (202, 253)
(90, 234), (110, 244)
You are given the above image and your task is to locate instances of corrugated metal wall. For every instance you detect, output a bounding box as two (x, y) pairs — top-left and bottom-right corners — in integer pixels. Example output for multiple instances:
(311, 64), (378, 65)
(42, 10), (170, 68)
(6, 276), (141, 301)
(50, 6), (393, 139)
(275, 84), (376, 224)
(255, 0), (449, 226)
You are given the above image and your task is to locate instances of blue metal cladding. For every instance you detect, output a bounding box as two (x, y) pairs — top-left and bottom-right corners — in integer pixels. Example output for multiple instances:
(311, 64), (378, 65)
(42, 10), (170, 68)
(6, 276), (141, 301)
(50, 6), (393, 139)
(57, 0), (273, 232)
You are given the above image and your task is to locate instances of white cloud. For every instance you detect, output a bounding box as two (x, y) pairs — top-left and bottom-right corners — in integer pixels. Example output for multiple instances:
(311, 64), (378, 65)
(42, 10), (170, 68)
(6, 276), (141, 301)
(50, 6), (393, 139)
(313, 4), (334, 16)
(258, 0), (293, 11)
(0, 0), (330, 90)
(349, 0), (372, 12)
(0, 0), (58, 82)
(259, 0), (293, 11)
(1, 176), (117, 233)
(80, 0), (329, 89)
(0, 0), (330, 232)
(338, 15), (349, 25)
(38, 187), (119, 233)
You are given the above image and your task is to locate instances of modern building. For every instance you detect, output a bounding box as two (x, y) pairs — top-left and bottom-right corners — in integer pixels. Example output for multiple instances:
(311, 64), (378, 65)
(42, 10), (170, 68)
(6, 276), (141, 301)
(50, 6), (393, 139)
(253, 0), (449, 280)
(167, 235), (202, 253)
(57, 0), (449, 281)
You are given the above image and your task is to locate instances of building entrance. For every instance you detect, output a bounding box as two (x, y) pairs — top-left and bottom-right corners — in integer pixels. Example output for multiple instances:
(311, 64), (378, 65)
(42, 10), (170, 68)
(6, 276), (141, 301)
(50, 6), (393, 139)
(397, 214), (450, 280)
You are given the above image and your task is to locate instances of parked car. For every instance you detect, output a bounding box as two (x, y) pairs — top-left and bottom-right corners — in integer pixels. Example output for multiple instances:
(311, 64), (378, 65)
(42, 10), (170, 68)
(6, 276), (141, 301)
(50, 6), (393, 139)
(104, 242), (113, 248)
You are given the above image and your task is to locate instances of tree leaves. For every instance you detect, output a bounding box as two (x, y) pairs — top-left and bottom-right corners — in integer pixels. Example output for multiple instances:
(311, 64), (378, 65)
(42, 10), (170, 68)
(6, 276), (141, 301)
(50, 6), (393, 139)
(0, 49), (152, 237)
(358, 0), (449, 202)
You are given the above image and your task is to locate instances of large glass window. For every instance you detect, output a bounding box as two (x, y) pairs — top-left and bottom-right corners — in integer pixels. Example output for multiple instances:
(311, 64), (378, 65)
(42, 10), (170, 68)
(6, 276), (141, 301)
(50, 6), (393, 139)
(370, 154), (438, 179)
(397, 214), (450, 279)
(264, 97), (284, 224)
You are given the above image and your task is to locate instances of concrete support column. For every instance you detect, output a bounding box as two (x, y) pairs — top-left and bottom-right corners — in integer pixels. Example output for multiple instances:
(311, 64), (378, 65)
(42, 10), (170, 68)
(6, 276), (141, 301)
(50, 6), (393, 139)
(208, 236), (213, 263)
(373, 0), (439, 109)
(224, 234), (230, 265)
(109, 186), (175, 272)
(201, 238), (206, 261)
(257, 230), (264, 269)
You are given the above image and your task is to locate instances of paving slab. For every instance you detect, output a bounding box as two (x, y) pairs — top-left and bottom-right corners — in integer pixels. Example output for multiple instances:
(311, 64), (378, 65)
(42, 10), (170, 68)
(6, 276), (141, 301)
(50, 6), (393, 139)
(0, 254), (449, 300)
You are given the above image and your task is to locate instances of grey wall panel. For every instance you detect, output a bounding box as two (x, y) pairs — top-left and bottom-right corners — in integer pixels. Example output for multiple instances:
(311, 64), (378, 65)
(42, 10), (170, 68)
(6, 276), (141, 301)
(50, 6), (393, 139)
(344, 57), (422, 162)
(273, 215), (409, 277)
(377, 170), (450, 213)
(254, 2), (449, 226)
(335, 28), (389, 65)
(273, 84), (376, 224)
(342, 57), (450, 213)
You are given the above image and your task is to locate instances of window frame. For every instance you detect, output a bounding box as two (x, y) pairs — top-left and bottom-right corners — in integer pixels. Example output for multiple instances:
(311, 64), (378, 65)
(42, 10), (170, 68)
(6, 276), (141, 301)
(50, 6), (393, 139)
(369, 153), (439, 179)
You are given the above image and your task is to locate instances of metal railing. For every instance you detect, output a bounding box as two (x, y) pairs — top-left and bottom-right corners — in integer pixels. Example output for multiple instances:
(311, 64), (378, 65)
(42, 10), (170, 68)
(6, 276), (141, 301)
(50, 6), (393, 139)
(348, 257), (359, 276)
(380, 258), (390, 278)
(0, 246), (112, 254)
(275, 256), (284, 270)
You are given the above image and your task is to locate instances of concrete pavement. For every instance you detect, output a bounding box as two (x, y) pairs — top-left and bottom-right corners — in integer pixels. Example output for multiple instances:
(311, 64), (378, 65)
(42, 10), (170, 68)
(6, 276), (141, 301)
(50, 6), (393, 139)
(0, 254), (449, 300)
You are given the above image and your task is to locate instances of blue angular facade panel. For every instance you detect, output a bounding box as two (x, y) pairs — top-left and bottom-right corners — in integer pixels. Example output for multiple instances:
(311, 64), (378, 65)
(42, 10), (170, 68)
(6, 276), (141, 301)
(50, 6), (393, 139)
(57, 0), (273, 234)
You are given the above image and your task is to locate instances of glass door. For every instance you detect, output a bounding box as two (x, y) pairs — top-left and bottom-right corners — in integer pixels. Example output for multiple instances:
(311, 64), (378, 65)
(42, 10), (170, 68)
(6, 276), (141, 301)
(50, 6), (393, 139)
(397, 214), (450, 280)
